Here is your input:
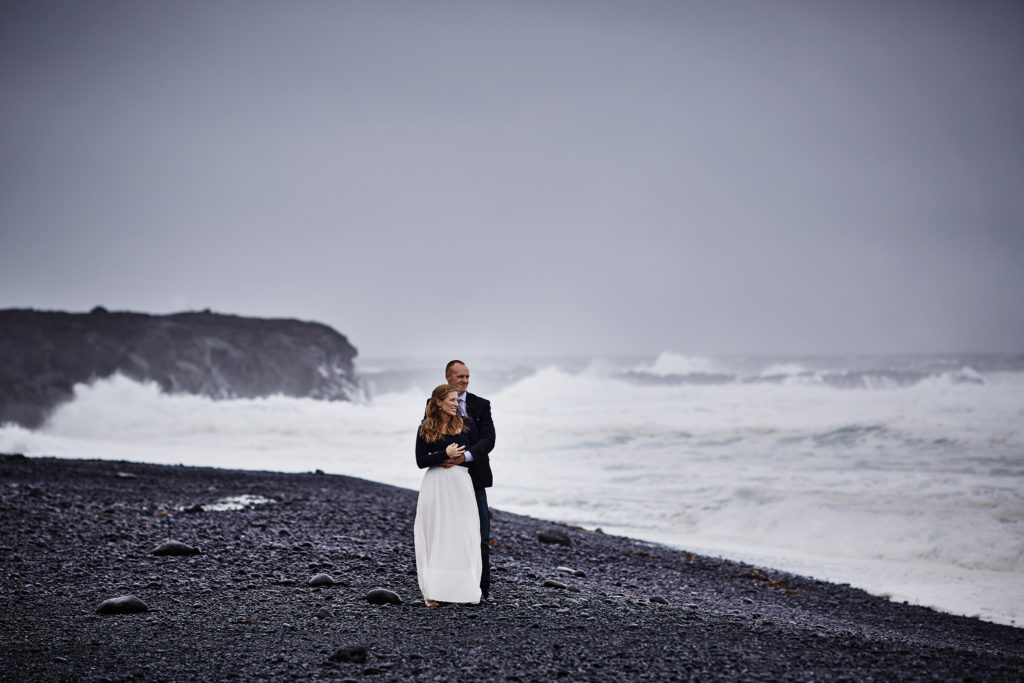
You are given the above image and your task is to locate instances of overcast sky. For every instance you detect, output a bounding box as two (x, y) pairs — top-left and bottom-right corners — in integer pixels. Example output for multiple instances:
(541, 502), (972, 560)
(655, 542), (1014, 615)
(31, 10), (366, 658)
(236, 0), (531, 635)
(2, 0), (1022, 358)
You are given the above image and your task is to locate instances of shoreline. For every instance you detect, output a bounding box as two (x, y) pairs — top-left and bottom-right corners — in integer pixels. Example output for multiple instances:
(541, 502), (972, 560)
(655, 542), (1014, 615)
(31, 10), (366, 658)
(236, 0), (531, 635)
(2, 453), (1022, 681)
(9, 447), (1015, 629)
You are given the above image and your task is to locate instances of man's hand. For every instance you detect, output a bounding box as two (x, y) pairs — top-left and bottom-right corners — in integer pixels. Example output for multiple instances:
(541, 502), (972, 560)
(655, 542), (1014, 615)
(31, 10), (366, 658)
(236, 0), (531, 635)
(442, 443), (466, 468)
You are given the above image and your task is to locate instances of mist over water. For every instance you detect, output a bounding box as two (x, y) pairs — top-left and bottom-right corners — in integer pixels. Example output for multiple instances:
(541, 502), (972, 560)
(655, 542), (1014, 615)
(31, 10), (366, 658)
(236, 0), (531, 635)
(2, 352), (1022, 626)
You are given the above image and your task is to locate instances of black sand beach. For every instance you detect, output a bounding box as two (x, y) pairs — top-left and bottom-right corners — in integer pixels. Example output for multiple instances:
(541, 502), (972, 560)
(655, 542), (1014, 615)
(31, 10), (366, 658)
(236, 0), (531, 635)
(1, 454), (1021, 681)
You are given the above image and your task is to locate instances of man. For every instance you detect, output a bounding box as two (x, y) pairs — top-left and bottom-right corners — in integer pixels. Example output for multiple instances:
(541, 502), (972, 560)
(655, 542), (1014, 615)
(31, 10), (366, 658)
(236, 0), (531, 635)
(443, 359), (496, 600)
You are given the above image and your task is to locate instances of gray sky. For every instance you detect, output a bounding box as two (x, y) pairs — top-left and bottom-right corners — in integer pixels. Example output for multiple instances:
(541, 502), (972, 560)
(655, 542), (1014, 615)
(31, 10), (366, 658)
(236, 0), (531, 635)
(2, 0), (1022, 358)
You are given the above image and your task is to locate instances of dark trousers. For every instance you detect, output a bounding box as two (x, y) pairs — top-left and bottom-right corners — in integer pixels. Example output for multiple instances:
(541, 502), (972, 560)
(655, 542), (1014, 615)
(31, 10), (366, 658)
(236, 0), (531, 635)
(475, 487), (490, 597)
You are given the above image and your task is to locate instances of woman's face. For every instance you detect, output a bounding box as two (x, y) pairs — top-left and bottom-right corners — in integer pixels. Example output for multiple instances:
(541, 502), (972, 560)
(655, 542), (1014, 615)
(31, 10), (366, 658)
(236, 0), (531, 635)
(437, 391), (459, 417)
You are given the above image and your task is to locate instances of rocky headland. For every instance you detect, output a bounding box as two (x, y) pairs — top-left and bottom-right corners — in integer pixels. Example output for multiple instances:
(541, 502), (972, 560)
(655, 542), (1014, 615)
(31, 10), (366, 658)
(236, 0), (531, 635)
(0, 308), (361, 428)
(1, 454), (1021, 681)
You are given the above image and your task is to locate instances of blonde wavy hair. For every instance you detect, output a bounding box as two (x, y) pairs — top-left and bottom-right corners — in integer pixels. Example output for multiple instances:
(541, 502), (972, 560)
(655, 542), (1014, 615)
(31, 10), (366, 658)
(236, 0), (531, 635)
(419, 384), (466, 443)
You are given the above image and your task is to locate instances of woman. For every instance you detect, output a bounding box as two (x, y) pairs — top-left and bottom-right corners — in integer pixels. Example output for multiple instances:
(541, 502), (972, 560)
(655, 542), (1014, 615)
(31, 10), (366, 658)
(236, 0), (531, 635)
(414, 384), (482, 606)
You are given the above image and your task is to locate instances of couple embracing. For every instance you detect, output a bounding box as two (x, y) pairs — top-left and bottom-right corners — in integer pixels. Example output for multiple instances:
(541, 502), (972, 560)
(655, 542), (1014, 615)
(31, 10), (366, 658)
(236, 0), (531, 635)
(413, 360), (495, 606)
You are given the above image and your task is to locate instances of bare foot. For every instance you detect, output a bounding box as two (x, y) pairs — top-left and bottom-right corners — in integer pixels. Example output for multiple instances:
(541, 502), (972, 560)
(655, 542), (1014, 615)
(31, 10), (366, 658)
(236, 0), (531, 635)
(424, 599), (439, 607)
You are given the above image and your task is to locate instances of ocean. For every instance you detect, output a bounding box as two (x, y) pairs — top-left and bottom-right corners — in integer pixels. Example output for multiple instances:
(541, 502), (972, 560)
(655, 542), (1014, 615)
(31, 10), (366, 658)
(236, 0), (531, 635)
(2, 352), (1022, 627)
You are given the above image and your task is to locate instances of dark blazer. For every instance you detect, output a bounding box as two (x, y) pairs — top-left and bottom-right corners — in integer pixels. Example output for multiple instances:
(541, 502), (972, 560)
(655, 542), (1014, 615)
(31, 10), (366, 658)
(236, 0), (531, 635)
(463, 392), (495, 490)
(415, 416), (478, 469)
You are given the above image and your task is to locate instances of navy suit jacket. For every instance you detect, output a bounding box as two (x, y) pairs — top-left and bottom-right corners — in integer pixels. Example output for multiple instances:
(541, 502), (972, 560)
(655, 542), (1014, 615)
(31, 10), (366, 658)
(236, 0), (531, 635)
(463, 392), (495, 490)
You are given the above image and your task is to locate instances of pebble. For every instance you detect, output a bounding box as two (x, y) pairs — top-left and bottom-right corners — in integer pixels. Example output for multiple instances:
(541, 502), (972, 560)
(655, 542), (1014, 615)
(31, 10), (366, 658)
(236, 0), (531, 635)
(96, 595), (149, 614)
(307, 573), (336, 587)
(556, 566), (584, 577)
(650, 596), (669, 605)
(364, 588), (401, 605)
(328, 645), (367, 663)
(182, 504), (204, 513)
(538, 529), (571, 546)
(153, 541), (200, 556)
(317, 607), (334, 619)
(543, 580), (567, 590)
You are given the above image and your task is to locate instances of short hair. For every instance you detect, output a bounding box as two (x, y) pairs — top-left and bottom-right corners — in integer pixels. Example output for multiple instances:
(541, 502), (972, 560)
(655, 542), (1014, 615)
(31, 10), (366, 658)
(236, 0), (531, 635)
(445, 359), (466, 373)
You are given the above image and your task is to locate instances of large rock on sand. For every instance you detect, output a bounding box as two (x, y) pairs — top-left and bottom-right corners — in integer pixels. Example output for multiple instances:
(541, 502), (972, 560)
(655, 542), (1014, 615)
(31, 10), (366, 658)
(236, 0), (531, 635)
(538, 529), (571, 546)
(364, 588), (401, 605)
(96, 595), (149, 615)
(328, 645), (368, 663)
(153, 541), (200, 556)
(308, 573), (336, 587)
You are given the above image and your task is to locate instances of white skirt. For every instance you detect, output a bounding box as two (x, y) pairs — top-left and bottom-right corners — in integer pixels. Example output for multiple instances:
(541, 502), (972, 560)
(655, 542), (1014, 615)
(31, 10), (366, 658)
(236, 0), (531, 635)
(414, 465), (482, 603)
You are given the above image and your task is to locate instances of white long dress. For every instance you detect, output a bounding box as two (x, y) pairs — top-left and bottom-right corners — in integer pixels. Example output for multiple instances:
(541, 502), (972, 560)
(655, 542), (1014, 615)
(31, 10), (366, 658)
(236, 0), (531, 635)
(414, 465), (482, 603)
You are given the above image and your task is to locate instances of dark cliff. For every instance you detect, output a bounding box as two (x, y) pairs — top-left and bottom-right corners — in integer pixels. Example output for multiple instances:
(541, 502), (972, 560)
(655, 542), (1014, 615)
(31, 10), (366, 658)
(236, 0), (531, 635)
(0, 308), (361, 428)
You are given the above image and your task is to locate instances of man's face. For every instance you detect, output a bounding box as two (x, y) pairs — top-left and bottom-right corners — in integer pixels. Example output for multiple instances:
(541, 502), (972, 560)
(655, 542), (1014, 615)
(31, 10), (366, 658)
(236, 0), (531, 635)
(446, 363), (470, 394)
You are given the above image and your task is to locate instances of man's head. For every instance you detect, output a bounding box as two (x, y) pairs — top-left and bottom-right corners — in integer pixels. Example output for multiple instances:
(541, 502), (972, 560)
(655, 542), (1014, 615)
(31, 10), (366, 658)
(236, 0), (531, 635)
(445, 360), (470, 394)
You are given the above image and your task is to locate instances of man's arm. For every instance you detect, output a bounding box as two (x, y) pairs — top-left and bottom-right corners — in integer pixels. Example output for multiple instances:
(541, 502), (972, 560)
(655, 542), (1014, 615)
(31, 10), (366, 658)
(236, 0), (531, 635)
(467, 395), (495, 459)
(457, 416), (479, 466)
